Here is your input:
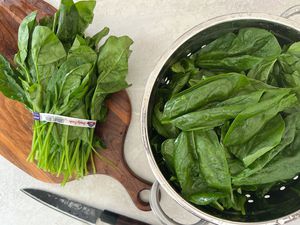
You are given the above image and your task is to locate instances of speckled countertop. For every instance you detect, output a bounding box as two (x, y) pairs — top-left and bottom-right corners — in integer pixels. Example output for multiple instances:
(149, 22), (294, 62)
(1, 0), (300, 225)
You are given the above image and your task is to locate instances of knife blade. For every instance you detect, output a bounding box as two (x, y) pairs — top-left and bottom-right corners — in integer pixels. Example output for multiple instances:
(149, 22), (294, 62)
(21, 188), (150, 225)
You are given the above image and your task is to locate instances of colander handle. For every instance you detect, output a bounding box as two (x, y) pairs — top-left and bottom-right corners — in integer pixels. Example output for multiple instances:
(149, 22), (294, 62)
(150, 181), (210, 225)
(281, 5), (300, 19)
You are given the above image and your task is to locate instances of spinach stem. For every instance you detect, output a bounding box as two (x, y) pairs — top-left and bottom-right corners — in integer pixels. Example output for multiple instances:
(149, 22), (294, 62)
(27, 122), (38, 162)
(57, 149), (66, 177)
(19, 63), (32, 84)
(70, 139), (81, 173)
(90, 152), (96, 174)
(81, 146), (85, 177)
(63, 126), (72, 176)
(92, 147), (119, 171)
(41, 123), (54, 169)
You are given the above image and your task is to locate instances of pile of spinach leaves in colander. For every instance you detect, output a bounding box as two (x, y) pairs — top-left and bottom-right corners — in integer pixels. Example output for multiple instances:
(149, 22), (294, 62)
(151, 27), (300, 214)
(0, 0), (133, 183)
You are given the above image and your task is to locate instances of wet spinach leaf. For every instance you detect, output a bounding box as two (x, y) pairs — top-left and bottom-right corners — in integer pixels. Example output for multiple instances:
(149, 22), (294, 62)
(171, 90), (264, 131)
(196, 28), (281, 72)
(162, 73), (249, 121)
(161, 139), (176, 173)
(174, 131), (226, 205)
(235, 116), (300, 186)
(151, 27), (300, 214)
(229, 114), (285, 167)
(223, 90), (297, 146)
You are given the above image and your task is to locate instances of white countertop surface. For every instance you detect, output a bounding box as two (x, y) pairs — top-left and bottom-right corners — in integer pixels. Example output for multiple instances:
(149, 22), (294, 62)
(1, 0), (300, 224)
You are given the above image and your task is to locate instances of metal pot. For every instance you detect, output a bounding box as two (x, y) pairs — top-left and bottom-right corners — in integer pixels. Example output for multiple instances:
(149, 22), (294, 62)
(141, 5), (300, 225)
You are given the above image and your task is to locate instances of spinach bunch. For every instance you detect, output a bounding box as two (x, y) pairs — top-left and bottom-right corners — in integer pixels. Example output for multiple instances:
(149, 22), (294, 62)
(152, 27), (300, 214)
(0, 0), (133, 183)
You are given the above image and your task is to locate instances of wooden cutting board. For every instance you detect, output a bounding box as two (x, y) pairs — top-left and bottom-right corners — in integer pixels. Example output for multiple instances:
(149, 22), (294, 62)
(0, 0), (151, 211)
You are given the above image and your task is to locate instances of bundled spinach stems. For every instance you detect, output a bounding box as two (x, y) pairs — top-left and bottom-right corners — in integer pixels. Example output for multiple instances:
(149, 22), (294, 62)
(0, 0), (133, 183)
(152, 27), (300, 214)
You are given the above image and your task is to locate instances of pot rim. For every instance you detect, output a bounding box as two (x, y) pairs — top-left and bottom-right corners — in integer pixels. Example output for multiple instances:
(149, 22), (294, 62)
(141, 12), (300, 225)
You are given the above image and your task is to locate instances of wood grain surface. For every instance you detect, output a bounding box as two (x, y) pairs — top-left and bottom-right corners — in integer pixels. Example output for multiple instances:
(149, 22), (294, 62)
(0, 0), (151, 211)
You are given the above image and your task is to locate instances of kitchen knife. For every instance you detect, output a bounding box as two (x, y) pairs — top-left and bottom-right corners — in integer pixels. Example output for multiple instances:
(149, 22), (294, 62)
(21, 188), (150, 225)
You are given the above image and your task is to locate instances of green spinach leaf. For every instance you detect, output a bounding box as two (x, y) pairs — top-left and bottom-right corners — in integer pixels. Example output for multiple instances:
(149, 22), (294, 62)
(16, 12), (37, 64)
(162, 73), (249, 121)
(277, 42), (300, 88)
(196, 28), (281, 72)
(55, 0), (96, 47)
(161, 139), (176, 174)
(194, 130), (231, 192)
(229, 114), (285, 167)
(233, 114), (299, 185)
(91, 36), (133, 120)
(172, 90), (264, 131)
(247, 58), (277, 83)
(152, 98), (179, 138)
(223, 90), (297, 146)
(174, 131), (226, 204)
(0, 56), (26, 104)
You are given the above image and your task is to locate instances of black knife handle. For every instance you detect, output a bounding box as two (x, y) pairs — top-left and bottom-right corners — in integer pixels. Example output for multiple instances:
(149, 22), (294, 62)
(100, 210), (151, 225)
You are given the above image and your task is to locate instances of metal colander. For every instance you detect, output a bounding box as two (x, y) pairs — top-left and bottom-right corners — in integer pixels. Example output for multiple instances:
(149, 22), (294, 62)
(142, 5), (300, 225)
